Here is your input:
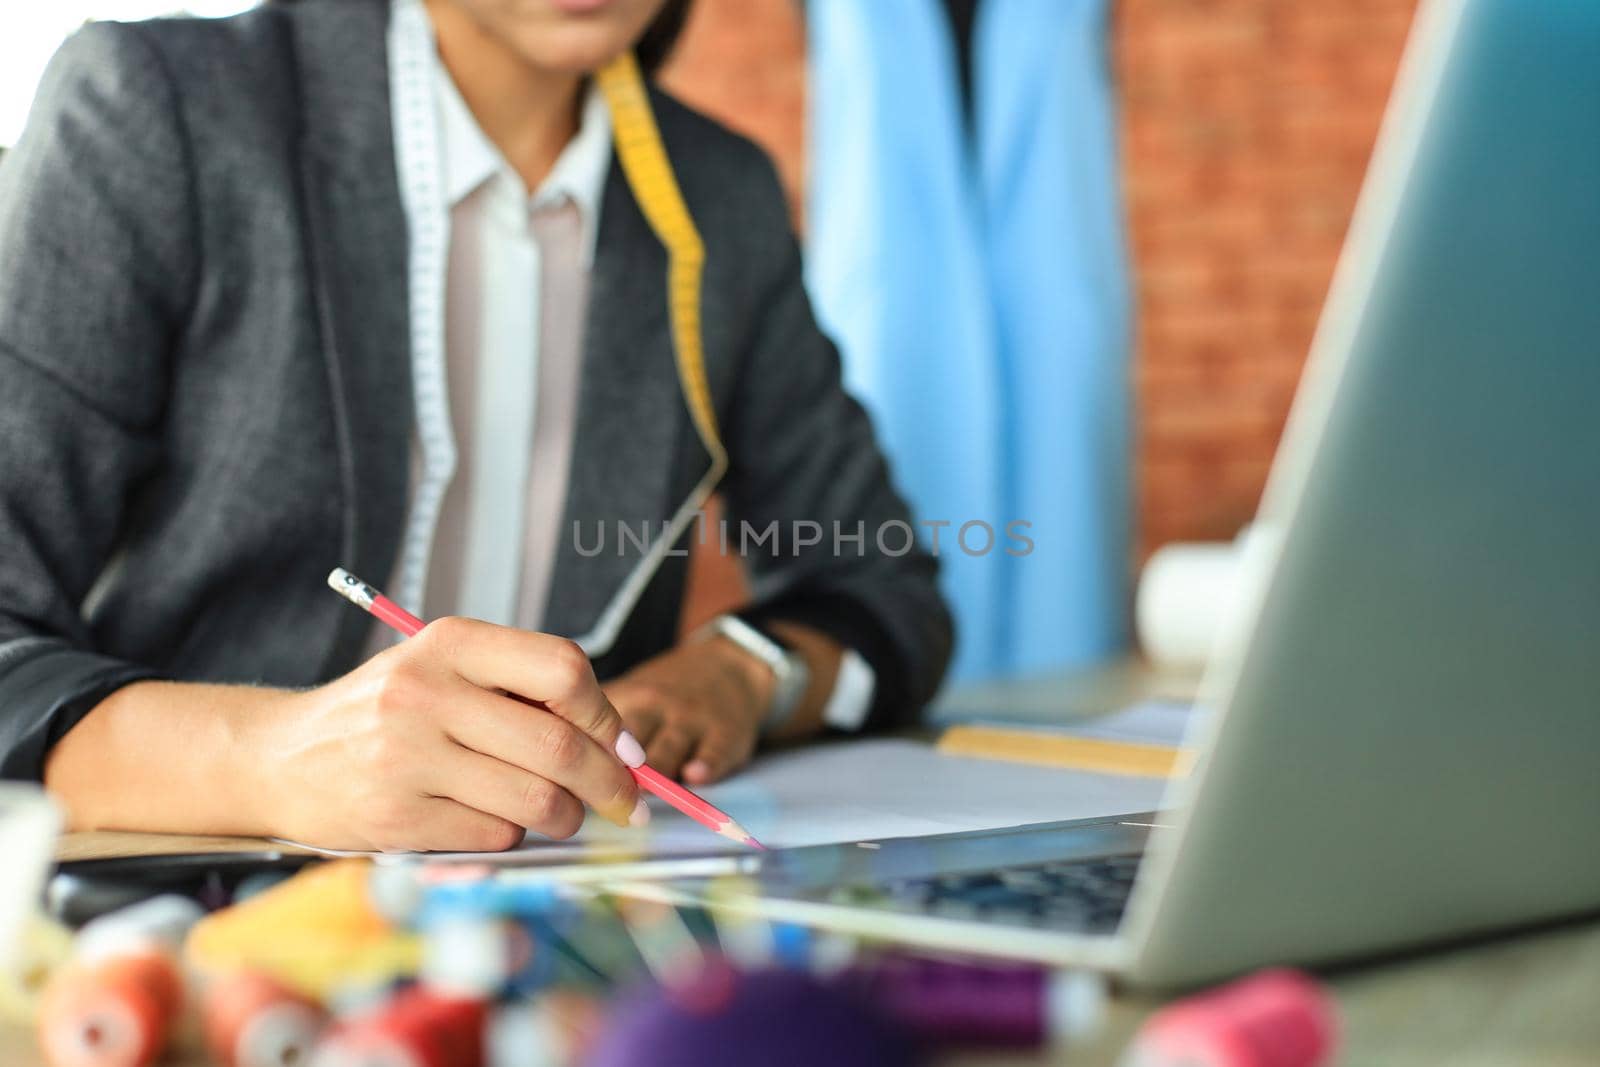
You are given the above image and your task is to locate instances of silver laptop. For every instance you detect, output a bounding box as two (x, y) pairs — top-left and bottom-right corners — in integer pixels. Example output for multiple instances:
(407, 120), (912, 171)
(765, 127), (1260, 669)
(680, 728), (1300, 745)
(721, 0), (1600, 988)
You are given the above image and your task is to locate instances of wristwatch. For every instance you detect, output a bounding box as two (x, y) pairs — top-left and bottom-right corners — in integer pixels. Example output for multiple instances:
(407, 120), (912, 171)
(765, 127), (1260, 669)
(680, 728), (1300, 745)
(709, 615), (810, 734)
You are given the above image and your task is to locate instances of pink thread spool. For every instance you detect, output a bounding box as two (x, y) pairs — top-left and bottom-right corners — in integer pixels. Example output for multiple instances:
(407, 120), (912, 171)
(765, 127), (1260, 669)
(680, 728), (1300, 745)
(1120, 969), (1337, 1067)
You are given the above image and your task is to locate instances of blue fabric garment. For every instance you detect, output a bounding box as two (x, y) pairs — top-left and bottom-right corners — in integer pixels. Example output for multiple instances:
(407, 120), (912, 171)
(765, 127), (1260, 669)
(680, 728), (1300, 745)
(804, 0), (1005, 680)
(974, 0), (1132, 672)
(805, 0), (1130, 681)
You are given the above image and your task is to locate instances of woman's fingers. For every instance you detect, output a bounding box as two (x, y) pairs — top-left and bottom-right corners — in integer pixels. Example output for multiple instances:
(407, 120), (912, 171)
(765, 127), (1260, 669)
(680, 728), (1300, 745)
(607, 681), (662, 746)
(426, 746), (590, 839)
(609, 677), (754, 783)
(435, 678), (641, 828)
(617, 705), (663, 747)
(608, 679), (697, 776)
(402, 797), (526, 854)
(277, 618), (664, 851)
(643, 722), (697, 779)
(684, 722), (755, 786)
(421, 617), (635, 762)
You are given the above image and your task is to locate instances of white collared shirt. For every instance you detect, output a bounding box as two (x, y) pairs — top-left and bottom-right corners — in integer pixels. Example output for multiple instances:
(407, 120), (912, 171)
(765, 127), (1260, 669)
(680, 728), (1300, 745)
(419, 65), (611, 629)
(436, 66), (611, 269)
(384, 14), (876, 730)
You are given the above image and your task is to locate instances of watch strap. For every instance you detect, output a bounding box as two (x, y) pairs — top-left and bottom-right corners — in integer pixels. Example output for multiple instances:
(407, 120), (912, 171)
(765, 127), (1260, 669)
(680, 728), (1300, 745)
(710, 615), (809, 733)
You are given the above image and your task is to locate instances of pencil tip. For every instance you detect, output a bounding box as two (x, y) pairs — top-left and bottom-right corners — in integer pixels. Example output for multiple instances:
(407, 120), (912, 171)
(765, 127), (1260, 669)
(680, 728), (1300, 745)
(720, 821), (766, 850)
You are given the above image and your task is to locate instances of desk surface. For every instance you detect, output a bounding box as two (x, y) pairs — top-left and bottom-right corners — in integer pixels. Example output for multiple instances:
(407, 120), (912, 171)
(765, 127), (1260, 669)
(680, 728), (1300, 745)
(11, 831), (1599, 1067)
(16, 663), (1600, 1065)
(928, 655), (1203, 727)
(52, 830), (314, 864)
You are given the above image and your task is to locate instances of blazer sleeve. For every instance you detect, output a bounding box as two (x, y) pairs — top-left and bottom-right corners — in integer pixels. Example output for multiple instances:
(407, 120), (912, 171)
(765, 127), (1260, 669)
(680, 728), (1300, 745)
(0, 23), (193, 779)
(718, 152), (954, 729)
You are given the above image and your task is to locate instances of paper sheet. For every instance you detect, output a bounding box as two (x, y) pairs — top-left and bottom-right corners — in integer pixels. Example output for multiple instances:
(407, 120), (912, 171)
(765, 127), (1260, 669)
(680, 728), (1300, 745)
(289, 738), (1170, 863)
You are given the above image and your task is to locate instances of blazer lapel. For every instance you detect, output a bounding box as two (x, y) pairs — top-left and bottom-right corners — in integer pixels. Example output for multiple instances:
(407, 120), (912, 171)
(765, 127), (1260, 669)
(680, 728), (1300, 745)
(290, 0), (412, 670)
(543, 166), (688, 641)
(286, 1), (690, 651)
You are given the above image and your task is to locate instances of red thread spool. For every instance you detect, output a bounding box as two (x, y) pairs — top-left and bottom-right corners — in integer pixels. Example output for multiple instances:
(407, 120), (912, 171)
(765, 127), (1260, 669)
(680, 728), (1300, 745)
(315, 987), (486, 1067)
(203, 971), (327, 1067)
(38, 951), (184, 1067)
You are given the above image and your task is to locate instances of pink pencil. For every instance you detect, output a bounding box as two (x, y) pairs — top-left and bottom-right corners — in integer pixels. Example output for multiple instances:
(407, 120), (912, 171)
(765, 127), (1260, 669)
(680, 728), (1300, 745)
(327, 567), (765, 850)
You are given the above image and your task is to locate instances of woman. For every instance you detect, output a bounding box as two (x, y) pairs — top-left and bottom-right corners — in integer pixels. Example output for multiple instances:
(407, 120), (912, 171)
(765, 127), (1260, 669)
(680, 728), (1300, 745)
(0, 0), (951, 850)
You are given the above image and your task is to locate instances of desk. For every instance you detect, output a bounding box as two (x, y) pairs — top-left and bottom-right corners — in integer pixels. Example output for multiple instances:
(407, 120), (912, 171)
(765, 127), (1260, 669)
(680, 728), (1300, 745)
(53, 831), (313, 864)
(7, 832), (1599, 1067)
(12, 658), (1600, 1066)
(928, 655), (1203, 728)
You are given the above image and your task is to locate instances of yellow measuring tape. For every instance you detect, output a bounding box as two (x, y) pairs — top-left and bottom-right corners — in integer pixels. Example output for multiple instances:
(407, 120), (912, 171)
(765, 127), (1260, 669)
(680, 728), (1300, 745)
(594, 53), (729, 490)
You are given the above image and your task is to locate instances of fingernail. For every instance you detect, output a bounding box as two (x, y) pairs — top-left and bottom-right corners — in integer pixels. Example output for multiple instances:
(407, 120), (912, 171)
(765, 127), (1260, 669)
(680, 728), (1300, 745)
(628, 797), (651, 828)
(684, 760), (709, 783)
(615, 730), (646, 768)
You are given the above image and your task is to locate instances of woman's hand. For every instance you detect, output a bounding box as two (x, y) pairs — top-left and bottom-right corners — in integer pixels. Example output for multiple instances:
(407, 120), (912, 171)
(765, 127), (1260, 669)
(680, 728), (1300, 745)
(243, 617), (649, 852)
(604, 636), (776, 786)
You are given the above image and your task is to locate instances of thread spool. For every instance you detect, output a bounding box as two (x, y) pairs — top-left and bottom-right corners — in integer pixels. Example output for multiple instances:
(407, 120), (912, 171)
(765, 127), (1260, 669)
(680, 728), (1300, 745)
(417, 878), (564, 923)
(76, 895), (204, 964)
(485, 1000), (554, 1067)
(0, 913), (74, 1025)
(313, 987), (486, 1067)
(1136, 541), (1242, 668)
(186, 861), (420, 1001)
(486, 993), (603, 1067)
(202, 970), (327, 1067)
(367, 865), (426, 925)
(855, 956), (1106, 1049)
(1119, 968), (1336, 1067)
(1136, 525), (1275, 670)
(586, 962), (920, 1067)
(38, 950), (184, 1067)
(415, 879), (582, 997)
(420, 916), (511, 1000)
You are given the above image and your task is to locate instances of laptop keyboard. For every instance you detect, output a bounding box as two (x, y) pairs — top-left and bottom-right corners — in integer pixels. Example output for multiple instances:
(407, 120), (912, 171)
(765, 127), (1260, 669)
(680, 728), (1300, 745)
(826, 853), (1141, 935)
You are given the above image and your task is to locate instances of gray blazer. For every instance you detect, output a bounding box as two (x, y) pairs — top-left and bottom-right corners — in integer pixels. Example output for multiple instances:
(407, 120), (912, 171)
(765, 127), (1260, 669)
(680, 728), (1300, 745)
(0, 0), (951, 779)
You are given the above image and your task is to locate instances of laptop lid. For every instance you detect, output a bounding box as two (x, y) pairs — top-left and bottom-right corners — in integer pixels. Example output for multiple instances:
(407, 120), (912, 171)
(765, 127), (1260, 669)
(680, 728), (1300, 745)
(1121, 0), (1600, 988)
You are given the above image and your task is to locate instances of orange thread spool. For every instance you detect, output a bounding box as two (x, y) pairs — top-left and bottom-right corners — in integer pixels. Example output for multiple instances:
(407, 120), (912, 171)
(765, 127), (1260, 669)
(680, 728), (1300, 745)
(38, 951), (183, 1067)
(203, 971), (327, 1067)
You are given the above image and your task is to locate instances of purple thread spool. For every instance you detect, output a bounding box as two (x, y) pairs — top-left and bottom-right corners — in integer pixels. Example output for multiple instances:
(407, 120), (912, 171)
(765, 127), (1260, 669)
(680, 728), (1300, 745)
(585, 961), (922, 1067)
(851, 955), (1094, 1049)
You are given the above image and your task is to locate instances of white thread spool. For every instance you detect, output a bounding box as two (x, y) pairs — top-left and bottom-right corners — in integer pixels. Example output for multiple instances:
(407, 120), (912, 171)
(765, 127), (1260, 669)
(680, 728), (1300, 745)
(1137, 528), (1268, 669)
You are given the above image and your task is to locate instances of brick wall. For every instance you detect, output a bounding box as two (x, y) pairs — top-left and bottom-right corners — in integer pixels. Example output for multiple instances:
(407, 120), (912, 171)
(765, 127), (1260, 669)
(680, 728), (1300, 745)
(1116, 0), (1417, 554)
(660, 0), (808, 226)
(660, 0), (1418, 597)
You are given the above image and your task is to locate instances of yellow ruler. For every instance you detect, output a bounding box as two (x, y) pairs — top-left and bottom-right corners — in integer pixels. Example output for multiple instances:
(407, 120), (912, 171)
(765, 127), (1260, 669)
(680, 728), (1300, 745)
(937, 724), (1188, 779)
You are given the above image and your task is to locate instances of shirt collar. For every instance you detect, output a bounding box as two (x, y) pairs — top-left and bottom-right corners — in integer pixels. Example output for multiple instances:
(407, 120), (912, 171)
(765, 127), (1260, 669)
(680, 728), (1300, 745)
(433, 58), (613, 267)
